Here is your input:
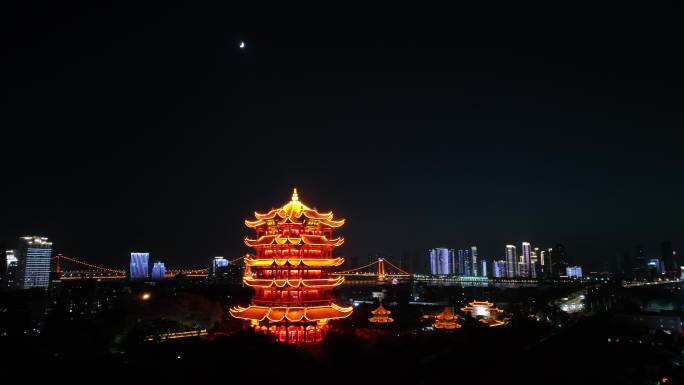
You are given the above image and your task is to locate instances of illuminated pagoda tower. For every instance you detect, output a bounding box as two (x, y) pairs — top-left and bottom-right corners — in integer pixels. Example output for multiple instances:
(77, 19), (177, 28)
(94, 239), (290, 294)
(230, 189), (352, 344)
(368, 302), (394, 323)
(433, 306), (462, 329)
(461, 300), (506, 327)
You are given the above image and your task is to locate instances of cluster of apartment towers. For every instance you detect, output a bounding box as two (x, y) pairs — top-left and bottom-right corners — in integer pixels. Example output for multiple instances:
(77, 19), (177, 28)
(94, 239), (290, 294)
(429, 243), (579, 279)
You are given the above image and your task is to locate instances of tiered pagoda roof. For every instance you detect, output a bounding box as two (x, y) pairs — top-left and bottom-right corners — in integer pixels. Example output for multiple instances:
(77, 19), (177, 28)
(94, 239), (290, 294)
(244, 189), (345, 228)
(433, 306), (462, 329)
(460, 300), (507, 327)
(368, 303), (394, 323)
(230, 303), (353, 322)
(229, 189), (352, 344)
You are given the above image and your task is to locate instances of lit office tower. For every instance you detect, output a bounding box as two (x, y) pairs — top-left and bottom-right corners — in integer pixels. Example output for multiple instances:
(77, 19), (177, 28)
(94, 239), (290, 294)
(457, 249), (471, 275)
(5, 250), (19, 288)
(480, 260), (487, 277)
(535, 247), (545, 274)
(151, 261), (166, 281)
(505, 245), (517, 277)
(449, 249), (455, 274)
(129, 252), (150, 281)
(493, 260), (506, 278)
(566, 266), (583, 278)
(520, 242), (531, 278)
(212, 256), (229, 276)
(660, 241), (675, 271)
(529, 250), (538, 279)
(470, 246), (479, 276)
(17, 236), (52, 289)
(430, 248), (454, 275)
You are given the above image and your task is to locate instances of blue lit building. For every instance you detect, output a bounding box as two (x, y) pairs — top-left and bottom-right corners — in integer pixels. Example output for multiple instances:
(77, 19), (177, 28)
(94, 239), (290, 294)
(647, 258), (665, 275)
(151, 261), (166, 281)
(17, 236), (52, 289)
(470, 246), (479, 276)
(521, 242), (531, 278)
(493, 260), (506, 278)
(505, 245), (518, 277)
(457, 249), (471, 275)
(566, 266), (583, 278)
(480, 259), (487, 277)
(429, 248), (455, 275)
(212, 256), (229, 275)
(130, 252), (150, 281)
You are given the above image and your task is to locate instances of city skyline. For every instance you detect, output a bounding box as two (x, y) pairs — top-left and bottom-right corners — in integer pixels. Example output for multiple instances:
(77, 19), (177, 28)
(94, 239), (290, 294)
(2, 229), (679, 273)
(2, 3), (683, 384)
(3, 3), (683, 272)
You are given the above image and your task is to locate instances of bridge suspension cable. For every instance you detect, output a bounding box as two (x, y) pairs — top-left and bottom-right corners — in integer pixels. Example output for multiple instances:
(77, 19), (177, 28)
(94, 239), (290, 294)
(52, 255), (125, 274)
(334, 257), (411, 277)
(382, 258), (411, 276)
(334, 259), (379, 274)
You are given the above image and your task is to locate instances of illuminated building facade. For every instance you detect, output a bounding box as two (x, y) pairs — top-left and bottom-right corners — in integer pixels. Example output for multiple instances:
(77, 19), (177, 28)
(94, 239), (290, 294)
(470, 246), (479, 276)
(566, 266), (583, 278)
(505, 245), (517, 277)
(368, 302), (394, 323)
(212, 256), (229, 274)
(429, 248), (454, 275)
(457, 249), (471, 275)
(151, 261), (166, 281)
(230, 189), (352, 344)
(17, 236), (52, 289)
(129, 252), (149, 281)
(521, 242), (531, 277)
(647, 258), (665, 276)
(4, 250), (18, 289)
(492, 260), (506, 278)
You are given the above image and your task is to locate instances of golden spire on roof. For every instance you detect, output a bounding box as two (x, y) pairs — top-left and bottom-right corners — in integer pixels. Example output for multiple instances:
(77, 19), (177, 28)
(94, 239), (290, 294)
(291, 188), (299, 202)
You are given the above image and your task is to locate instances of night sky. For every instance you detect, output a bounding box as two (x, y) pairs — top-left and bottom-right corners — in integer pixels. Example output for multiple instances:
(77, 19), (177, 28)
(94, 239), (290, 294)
(2, 3), (683, 271)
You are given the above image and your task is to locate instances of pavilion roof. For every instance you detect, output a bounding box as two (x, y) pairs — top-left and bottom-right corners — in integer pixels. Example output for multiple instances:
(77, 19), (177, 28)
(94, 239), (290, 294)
(245, 189), (345, 228)
(230, 303), (353, 322)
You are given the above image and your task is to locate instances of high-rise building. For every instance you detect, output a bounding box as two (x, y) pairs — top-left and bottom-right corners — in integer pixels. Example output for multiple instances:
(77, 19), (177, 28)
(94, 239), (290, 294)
(449, 249), (455, 275)
(493, 260), (506, 278)
(151, 261), (166, 281)
(429, 248), (455, 275)
(537, 248), (547, 275)
(550, 244), (567, 278)
(521, 242), (531, 278)
(470, 246), (479, 276)
(480, 259), (487, 277)
(4, 250), (19, 289)
(457, 249), (470, 275)
(660, 241), (676, 272)
(633, 245), (647, 279)
(505, 245), (517, 277)
(17, 236), (52, 289)
(530, 249), (538, 279)
(566, 266), (583, 278)
(647, 259), (665, 276)
(210, 256), (244, 284)
(129, 252), (149, 281)
(212, 256), (229, 276)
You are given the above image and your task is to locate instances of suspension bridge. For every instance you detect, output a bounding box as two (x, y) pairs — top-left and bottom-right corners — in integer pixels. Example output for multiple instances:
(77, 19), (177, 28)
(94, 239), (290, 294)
(333, 258), (411, 280)
(51, 255), (245, 281)
(52, 255), (411, 281)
